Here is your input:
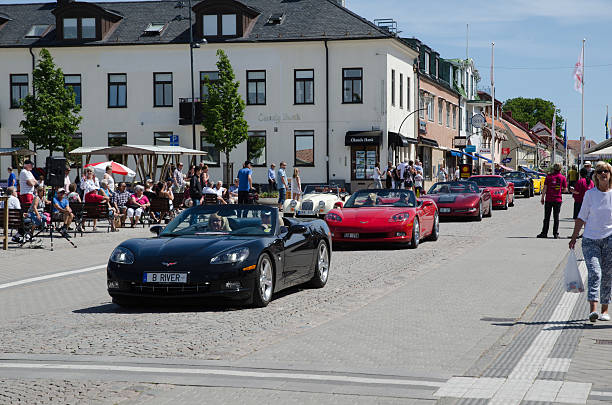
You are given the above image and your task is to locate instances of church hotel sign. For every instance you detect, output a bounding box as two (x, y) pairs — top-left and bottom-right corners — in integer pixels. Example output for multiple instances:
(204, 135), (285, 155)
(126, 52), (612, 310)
(344, 131), (383, 146)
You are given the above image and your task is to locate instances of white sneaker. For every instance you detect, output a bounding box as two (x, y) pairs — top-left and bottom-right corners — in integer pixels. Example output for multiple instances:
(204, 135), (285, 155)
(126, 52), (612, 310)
(599, 313), (610, 321)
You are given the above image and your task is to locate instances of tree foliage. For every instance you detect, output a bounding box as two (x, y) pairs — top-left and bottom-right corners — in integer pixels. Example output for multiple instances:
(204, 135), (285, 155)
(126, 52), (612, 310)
(502, 97), (564, 138)
(20, 48), (82, 156)
(201, 49), (249, 183)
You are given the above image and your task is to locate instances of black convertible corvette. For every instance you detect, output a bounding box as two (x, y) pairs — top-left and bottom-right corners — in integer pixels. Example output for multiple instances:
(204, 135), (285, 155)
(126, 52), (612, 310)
(107, 205), (331, 307)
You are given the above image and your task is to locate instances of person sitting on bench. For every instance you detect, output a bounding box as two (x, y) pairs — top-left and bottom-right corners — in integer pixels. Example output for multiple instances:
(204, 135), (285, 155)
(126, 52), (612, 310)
(52, 188), (73, 238)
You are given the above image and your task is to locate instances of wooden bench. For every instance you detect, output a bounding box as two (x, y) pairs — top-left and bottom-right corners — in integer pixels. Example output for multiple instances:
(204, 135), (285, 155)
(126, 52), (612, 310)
(149, 197), (171, 224)
(173, 192), (185, 209)
(73, 202), (110, 236)
(0, 208), (25, 246)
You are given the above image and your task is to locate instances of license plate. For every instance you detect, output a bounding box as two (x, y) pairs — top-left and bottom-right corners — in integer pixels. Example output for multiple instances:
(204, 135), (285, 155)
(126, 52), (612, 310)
(297, 210), (316, 216)
(344, 233), (359, 239)
(440, 208), (451, 213)
(143, 273), (187, 283)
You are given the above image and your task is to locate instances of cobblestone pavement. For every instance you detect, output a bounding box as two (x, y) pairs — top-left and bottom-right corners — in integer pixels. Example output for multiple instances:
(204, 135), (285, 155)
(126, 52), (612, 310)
(1, 196), (595, 404)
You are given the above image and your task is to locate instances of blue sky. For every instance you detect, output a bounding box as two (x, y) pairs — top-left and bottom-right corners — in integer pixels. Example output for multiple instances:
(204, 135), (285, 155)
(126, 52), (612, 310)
(5, 0), (611, 144)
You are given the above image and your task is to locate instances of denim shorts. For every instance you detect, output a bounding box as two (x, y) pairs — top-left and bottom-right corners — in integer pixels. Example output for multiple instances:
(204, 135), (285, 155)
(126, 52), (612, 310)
(278, 188), (286, 204)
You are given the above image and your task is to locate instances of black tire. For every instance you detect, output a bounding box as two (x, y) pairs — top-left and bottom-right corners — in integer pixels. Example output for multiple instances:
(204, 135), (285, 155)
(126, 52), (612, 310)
(502, 198), (508, 210)
(484, 200), (493, 217)
(475, 202), (483, 221)
(428, 212), (439, 241)
(308, 240), (330, 288)
(252, 253), (274, 308)
(409, 217), (420, 249)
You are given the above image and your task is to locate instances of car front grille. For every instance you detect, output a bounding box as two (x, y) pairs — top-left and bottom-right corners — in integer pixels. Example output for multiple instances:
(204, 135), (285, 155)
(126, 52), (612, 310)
(301, 201), (314, 210)
(129, 282), (211, 296)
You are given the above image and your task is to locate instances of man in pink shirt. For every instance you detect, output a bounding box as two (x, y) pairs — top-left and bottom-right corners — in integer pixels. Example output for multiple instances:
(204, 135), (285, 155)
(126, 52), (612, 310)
(537, 163), (568, 239)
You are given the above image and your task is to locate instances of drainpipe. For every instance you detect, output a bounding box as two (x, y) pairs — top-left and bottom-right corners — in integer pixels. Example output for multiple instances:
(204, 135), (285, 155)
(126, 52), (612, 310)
(325, 39), (330, 184)
(29, 46), (37, 166)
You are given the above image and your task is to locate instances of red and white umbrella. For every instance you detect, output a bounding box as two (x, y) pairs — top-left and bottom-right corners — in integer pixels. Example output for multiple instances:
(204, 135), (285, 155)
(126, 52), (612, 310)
(84, 161), (136, 177)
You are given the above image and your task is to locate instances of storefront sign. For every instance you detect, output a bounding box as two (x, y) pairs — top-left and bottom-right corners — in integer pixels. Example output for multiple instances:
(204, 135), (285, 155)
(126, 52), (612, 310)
(345, 131), (382, 146)
(453, 137), (467, 147)
(419, 120), (427, 134)
(465, 145), (476, 153)
(258, 113), (301, 122)
(460, 164), (472, 179)
(480, 147), (491, 154)
(471, 113), (485, 129)
(502, 147), (510, 155)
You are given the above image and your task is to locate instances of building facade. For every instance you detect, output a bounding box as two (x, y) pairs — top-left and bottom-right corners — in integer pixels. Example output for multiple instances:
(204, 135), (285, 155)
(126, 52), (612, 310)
(0, 0), (418, 191)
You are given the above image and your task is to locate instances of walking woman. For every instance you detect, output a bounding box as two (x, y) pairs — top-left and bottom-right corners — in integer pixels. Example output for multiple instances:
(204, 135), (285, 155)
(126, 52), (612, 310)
(372, 164), (383, 189)
(569, 161), (612, 322)
(385, 162), (394, 189)
(570, 167), (594, 220)
(291, 168), (302, 200)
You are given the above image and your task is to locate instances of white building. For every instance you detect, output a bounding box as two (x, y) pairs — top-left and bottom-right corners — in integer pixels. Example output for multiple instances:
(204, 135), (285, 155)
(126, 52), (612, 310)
(0, 0), (418, 191)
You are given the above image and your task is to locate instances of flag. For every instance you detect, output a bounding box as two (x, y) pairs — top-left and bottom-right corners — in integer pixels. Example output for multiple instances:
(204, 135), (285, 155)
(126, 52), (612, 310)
(564, 121), (567, 148)
(606, 111), (609, 140)
(573, 46), (584, 93)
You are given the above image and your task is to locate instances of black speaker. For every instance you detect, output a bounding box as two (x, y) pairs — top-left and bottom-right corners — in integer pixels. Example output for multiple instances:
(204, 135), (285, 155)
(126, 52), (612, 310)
(45, 156), (67, 187)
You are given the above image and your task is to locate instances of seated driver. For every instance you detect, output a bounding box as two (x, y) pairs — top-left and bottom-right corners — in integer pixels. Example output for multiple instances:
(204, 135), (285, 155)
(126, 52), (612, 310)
(363, 193), (378, 206)
(207, 213), (231, 232)
(260, 211), (273, 232)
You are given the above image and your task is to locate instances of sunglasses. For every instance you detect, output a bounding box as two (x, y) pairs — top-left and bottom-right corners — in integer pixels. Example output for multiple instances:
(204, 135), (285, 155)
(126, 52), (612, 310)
(596, 170), (610, 175)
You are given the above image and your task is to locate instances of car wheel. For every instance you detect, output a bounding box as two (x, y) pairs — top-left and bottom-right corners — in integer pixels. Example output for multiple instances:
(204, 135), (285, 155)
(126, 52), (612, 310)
(309, 240), (330, 288)
(475, 202), (483, 221)
(428, 212), (439, 241)
(502, 198), (508, 210)
(509, 195), (515, 207)
(409, 217), (420, 249)
(252, 253), (274, 308)
(484, 200), (493, 217)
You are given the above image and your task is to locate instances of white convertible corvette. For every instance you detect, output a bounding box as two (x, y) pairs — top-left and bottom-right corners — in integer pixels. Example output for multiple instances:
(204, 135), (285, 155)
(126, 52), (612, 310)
(283, 185), (349, 217)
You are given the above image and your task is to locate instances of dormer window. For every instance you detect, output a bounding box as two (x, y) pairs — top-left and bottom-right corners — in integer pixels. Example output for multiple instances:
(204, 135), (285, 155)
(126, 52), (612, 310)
(193, 0), (260, 41)
(53, 1), (123, 42)
(82, 18), (96, 39)
(202, 14), (237, 37)
(62, 17), (96, 40)
(222, 14), (236, 35)
(203, 15), (217, 36)
(63, 18), (77, 39)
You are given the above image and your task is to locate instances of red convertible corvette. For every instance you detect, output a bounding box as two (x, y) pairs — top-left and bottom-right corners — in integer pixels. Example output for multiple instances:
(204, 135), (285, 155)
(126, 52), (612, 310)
(425, 181), (492, 220)
(324, 189), (438, 248)
(468, 175), (515, 209)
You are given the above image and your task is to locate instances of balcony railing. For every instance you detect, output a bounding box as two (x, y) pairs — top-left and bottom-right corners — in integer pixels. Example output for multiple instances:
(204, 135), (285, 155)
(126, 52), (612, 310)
(179, 98), (204, 125)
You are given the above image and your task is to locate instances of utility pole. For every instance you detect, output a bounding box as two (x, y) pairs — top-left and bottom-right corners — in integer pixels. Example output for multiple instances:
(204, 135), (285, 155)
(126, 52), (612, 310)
(188, 0), (196, 151)
(490, 42), (495, 174)
(552, 107), (556, 165)
(580, 39), (585, 168)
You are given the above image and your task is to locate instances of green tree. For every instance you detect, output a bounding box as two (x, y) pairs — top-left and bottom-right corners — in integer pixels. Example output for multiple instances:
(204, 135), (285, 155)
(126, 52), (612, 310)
(202, 49), (249, 184)
(20, 49), (82, 157)
(503, 97), (564, 138)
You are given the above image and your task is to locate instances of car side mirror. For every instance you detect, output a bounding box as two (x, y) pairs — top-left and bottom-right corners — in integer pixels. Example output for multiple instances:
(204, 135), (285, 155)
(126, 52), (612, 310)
(289, 224), (307, 234)
(279, 225), (289, 234)
(150, 225), (163, 236)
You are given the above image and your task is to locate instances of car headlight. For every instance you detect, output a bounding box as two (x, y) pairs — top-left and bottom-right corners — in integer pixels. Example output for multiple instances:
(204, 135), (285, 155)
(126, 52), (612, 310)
(318, 201), (326, 208)
(210, 247), (250, 264)
(494, 190), (505, 196)
(325, 212), (342, 222)
(389, 212), (411, 222)
(290, 200), (298, 208)
(110, 247), (135, 264)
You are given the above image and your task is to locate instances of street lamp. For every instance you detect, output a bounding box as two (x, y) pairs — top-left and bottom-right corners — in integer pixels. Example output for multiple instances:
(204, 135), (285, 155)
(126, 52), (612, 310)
(395, 107), (427, 163)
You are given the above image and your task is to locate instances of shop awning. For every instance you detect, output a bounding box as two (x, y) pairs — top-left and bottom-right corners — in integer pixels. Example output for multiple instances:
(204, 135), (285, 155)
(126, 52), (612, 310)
(388, 132), (417, 147)
(496, 163), (513, 171)
(475, 153), (493, 163)
(0, 147), (35, 156)
(418, 136), (439, 147)
(450, 150), (479, 160)
(345, 131), (382, 146)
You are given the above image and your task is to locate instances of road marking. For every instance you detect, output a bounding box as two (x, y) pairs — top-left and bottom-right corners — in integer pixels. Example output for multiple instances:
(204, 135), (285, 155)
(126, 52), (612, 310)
(435, 261), (591, 404)
(0, 265), (106, 290)
(0, 362), (445, 388)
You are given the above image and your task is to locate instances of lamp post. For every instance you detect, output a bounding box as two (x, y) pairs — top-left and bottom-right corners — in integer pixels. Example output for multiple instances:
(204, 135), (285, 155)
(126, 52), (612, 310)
(395, 107), (427, 164)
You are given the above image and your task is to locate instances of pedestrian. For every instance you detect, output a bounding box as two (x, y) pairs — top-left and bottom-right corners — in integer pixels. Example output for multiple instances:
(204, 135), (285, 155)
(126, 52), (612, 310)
(63, 167), (71, 192)
(414, 170), (424, 197)
(570, 167), (594, 220)
(268, 163), (276, 193)
(537, 163), (567, 239)
(102, 165), (115, 192)
(568, 165), (578, 188)
(404, 164), (415, 191)
(7, 166), (17, 188)
(397, 160), (408, 189)
(200, 163), (210, 188)
(237, 160), (253, 204)
(392, 163), (401, 189)
(569, 161), (612, 322)
(584, 161), (594, 181)
(190, 166), (203, 206)
(372, 164), (383, 189)
(385, 161), (394, 189)
(414, 159), (423, 174)
(437, 167), (447, 182)
(454, 166), (460, 181)
(291, 167), (302, 200)
(18, 159), (38, 205)
(277, 161), (288, 210)
(173, 162), (186, 192)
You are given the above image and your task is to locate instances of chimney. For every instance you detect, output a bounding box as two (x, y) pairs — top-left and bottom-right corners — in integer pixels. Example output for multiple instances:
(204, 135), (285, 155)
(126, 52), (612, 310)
(57, 0), (75, 6)
(331, 0), (346, 7)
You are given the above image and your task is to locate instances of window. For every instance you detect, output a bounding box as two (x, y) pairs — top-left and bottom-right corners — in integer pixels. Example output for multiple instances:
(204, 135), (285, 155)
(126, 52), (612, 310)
(25, 25), (49, 38)
(108, 74), (127, 108)
(154, 73), (173, 107)
(63, 18), (77, 39)
(200, 132), (220, 167)
(424, 52), (430, 74)
(419, 94), (424, 118)
(294, 130), (314, 166)
(82, 18), (96, 39)
(11, 135), (28, 168)
(459, 107), (463, 130)
(435, 59), (439, 78)
(65, 133), (82, 168)
(64, 74), (81, 106)
(438, 99), (443, 124)
(351, 146), (378, 180)
(247, 131), (266, 166)
(222, 14), (236, 36)
(406, 77), (410, 110)
(342, 68), (362, 103)
(10, 74), (28, 108)
(391, 69), (395, 106)
(108, 132), (127, 164)
(144, 23), (165, 35)
(154, 131), (172, 146)
(452, 106), (457, 129)
(427, 97), (434, 122)
(466, 113), (471, 134)
(200, 71), (219, 100)
(246, 70), (266, 105)
(399, 73), (403, 109)
(446, 102), (450, 127)
(203, 15), (217, 36)
(294, 69), (314, 104)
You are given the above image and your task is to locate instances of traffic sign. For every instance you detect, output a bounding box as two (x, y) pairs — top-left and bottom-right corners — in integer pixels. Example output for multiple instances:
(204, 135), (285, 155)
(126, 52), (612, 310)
(502, 147), (510, 155)
(502, 157), (512, 163)
(465, 145), (476, 153)
(471, 113), (485, 129)
(170, 135), (179, 146)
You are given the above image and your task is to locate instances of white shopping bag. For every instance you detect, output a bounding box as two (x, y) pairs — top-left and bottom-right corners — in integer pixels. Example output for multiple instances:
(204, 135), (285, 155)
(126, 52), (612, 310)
(565, 249), (584, 293)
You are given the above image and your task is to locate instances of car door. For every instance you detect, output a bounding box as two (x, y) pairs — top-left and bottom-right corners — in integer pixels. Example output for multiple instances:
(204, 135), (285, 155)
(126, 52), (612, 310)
(282, 223), (313, 284)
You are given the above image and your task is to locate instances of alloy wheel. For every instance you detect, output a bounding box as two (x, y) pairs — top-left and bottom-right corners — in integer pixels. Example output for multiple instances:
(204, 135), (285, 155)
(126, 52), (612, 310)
(317, 243), (329, 283)
(259, 256), (273, 302)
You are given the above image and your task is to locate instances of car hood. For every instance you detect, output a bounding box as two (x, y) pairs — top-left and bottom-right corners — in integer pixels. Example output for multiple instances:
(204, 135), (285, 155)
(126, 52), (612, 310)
(334, 207), (414, 221)
(117, 236), (256, 265)
(426, 194), (479, 204)
(505, 179), (529, 185)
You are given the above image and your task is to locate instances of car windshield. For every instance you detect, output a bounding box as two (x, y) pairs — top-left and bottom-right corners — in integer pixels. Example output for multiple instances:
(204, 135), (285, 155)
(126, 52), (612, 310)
(160, 205), (277, 237)
(343, 189), (416, 208)
(429, 181), (479, 194)
(303, 185), (341, 195)
(468, 176), (507, 187)
(502, 172), (526, 180)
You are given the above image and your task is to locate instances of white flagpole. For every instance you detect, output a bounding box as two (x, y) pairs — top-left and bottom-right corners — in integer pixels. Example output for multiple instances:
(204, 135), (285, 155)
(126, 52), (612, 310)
(580, 39), (585, 168)
(491, 42), (495, 174)
(552, 107), (556, 165)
